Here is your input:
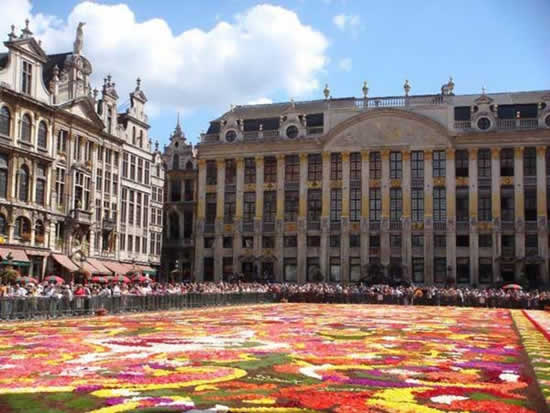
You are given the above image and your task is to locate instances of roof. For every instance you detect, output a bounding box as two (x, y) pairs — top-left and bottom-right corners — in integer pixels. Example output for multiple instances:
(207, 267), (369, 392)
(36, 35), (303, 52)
(42, 52), (71, 87)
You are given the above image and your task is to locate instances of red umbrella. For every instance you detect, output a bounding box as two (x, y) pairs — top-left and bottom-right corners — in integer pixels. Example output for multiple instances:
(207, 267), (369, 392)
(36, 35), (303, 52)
(502, 283), (523, 290)
(91, 276), (108, 283)
(16, 276), (38, 284)
(131, 275), (150, 283)
(108, 275), (130, 283)
(44, 275), (64, 285)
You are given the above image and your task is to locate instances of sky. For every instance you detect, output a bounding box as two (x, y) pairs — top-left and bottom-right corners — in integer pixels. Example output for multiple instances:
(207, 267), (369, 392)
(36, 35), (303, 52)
(2, 0), (549, 148)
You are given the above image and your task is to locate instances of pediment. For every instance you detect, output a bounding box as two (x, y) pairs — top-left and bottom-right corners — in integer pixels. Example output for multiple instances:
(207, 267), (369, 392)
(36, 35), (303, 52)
(10, 38), (47, 62)
(324, 109), (451, 151)
(58, 97), (105, 129)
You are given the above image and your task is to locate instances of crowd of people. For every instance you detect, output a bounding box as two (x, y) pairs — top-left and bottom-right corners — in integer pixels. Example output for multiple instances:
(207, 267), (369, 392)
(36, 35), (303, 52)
(0, 279), (548, 310)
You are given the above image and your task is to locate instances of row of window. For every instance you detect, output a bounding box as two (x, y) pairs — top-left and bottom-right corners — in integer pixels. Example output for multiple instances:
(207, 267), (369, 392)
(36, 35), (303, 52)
(204, 148), (550, 186)
(95, 168), (119, 196)
(203, 233), (542, 252)
(151, 186), (164, 203)
(118, 232), (161, 256)
(121, 188), (149, 227)
(204, 186), (549, 225)
(0, 215), (45, 241)
(0, 107), (48, 148)
(122, 153), (151, 185)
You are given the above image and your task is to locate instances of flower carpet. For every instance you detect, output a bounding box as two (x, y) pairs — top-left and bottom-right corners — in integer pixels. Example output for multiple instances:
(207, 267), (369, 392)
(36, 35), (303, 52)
(0, 304), (549, 412)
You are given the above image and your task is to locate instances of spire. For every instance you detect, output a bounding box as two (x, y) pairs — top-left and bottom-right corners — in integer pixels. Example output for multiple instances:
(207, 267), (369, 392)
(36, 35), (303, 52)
(172, 113), (184, 140)
(20, 19), (33, 39)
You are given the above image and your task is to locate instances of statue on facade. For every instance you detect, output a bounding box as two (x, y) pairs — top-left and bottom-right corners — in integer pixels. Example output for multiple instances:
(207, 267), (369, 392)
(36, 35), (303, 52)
(73, 22), (85, 55)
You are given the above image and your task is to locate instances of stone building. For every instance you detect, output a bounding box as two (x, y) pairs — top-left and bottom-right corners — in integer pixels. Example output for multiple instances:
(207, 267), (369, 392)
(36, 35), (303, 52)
(161, 119), (196, 280)
(0, 20), (163, 279)
(195, 79), (550, 287)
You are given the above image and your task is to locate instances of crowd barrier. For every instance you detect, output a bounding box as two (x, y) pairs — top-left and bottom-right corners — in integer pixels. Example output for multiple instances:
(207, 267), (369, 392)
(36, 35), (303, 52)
(277, 291), (541, 309)
(0, 292), (275, 321)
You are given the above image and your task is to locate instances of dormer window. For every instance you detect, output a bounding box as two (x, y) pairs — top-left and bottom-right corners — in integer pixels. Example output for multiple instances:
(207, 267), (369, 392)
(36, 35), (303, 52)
(22, 61), (32, 95)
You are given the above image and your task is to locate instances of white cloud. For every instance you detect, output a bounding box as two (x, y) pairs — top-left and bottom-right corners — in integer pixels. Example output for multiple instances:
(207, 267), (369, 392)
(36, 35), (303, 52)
(338, 57), (352, 72)
(247, 97), (273, 105)
(332, 13), (361, 36)
(2, 1), (328, 117)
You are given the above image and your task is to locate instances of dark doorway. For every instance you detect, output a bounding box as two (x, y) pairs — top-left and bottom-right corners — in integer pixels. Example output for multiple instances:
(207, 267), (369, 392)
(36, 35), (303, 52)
(526, 264), (539, 289)
(262, 262), (274, 282)
(501, 264), (514, 283)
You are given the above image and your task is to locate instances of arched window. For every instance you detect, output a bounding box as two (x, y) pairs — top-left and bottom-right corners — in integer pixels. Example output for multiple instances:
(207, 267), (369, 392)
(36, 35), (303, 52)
(18, 165), (29, 202)
(0, 107), (11, 136)
(0, 214), (6, 235)
(14, 216), (30, 239)
(21, 114), (32, 142)
(169, 211), (180, 240)
(173, 154), (179, 170)
(35, 220), (45, 244)
(132, 127), (136, 145)
(37, 121), (47, 148)
(0, 154), (7, 199)
(186, 160), (193, 170)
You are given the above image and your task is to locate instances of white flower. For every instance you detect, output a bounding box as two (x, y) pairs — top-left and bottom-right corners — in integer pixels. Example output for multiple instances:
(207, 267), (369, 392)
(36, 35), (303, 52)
(431, 395), (469, 405)
(499, 372), (519, 382)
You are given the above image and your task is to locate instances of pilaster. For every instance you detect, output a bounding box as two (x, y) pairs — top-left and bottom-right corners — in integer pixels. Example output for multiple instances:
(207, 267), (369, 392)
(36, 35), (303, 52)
(402, 151), (411, 275)
(380, 149), (390, 266)
(321, 152), (330, 279)
(469, 148), (479, 286)
(214, 159), (225, 281)
(424, 150), (434, 284)
(514, 147), (525, 281)
(446, 148), (456, 282)
(537, 146), (549, 284)
(275, 155), (285, 281)
(194, 159), (206, 281)
(297, 153), (308, 283)
(360, 150), (369, 269)
(491, 148), (501, 282)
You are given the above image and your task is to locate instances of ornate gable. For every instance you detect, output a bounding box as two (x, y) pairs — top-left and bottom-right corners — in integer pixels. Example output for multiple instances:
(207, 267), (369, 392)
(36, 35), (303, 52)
(57, 97), (105, 129)
(323, 109), (451, 151)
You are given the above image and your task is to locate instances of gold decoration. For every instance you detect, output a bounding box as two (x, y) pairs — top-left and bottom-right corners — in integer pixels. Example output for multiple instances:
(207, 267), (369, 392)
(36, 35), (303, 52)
(308, 181), (321, 188)
(206, 185), (217, 193)
(433, 177), (445, 186)
(351, 223), (360, 231)
(329, 180), (342, 188)
(423, 150), (432, 160)
(456, 177), (469, 186)
(224, 224), (233, 233)
(390, 179), (401, 188)
(285, 223), (297, 232)
(369, 179), (381, 188)
(245, 183), (256, 191)
(500, 176), (513, 186)
(402, 151), (410, 161)
(264, 183), (275, 190)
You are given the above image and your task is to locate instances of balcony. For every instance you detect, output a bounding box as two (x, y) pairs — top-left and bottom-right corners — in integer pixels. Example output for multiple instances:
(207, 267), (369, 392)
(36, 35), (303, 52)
(434, 222), (446, 231)
(355, 94), (444, 109)
(307, 126), (324, 135)
(242, 222), (254, 233)
(70, 209), (92, 225)
(502, 247), (515, 257)
(390, 221), (402, 231)
(369, 222), (380, 232)
(308, 221), (321, 231)
(454, 120), (472, 129)
(103, 218), (116, 232)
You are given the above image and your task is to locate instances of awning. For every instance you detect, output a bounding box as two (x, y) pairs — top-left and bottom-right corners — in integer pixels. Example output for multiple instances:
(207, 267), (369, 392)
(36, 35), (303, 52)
(0, 248), (30, 266)
(137, 264), (156, 275)
(87, 258), (113, 275)
(52, 254), (79, 272)
(78, 260), (102, 275)
(26, 249), (50, 257)
(101, 260), (128, 275)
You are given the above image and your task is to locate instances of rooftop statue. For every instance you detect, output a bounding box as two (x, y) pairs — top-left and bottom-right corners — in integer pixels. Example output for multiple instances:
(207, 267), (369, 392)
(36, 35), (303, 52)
(73, 22), (85, 55)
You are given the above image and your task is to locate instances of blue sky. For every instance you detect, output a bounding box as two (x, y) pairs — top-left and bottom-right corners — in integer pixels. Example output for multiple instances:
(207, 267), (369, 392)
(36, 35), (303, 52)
(15, 1), (550, 146)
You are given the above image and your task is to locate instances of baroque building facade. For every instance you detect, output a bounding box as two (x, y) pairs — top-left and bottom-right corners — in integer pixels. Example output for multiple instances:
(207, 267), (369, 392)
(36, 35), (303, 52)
(195, 80), (550, 287)
(0, 21), (163, 279)
(161, 120), (197, 280)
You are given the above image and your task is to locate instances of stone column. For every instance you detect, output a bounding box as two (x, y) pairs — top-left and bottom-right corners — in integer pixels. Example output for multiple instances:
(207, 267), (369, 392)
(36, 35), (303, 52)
(491, 148), (501, 282)
(275, 154), (285, 281)
(320, 152), (330, 280)
(233, 158), (244, 275)
(297, 153), (308, 283)
(360, 150), (370, 269)
(402, 151), (411, 277)
(194, 159), (206, 281)
(341, 152), (350, 283)
(446, 149), (456, 282)
(380, 150), (390, 267)
(214, 159), (225, 281)
(254, 156), (264, 272)
(537, 146), (548, 284)
(29, 159), (36, 204)
(469, 148), (479, 286)
(514, 147), (525, 281)
(424, 150), (434, 284)
(7, 154), (16, 201)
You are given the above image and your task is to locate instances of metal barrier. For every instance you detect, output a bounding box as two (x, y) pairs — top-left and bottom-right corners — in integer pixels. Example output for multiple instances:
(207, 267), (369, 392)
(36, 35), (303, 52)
(0, 292), (275, 321)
